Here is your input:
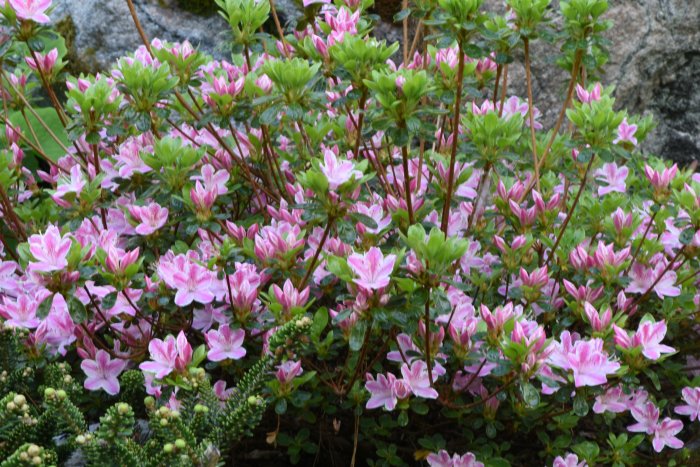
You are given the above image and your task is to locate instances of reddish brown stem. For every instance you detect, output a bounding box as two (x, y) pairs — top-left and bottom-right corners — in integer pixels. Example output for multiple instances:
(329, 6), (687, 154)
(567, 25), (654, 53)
(401, 144), (415, 225)
(523, 38), (540, 192)
(440, 40), (465, 233)
(298, 219), (333, 289)
(546, 154), (596, 268)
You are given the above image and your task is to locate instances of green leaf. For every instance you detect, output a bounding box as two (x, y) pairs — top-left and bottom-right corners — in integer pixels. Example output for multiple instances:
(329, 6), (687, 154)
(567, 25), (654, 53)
(643, 368), (661, 391)
(572, 441), (600, 462)
(349, 320), (368, 351)
(68, 296), (88, 323)
(520, 381), (540, 408)
(191, 344), (207, 367)
(349, 212), (379, 230)
(311, 307), (328, 338)
(37, 293), (54, 319)
(397, 410), (409, 427)
(9, 108), (69, 161)
(573, 392), (589, 416)
(394, 8), (411, 22)
(101, 292), (118, 310)
(275, 398), (288, 415)
(679, 228), (695, 245)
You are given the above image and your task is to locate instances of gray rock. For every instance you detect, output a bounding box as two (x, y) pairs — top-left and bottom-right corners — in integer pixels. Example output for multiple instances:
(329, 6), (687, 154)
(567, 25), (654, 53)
(51, 0), (231, 70)
(477, 0), (700, 164)
(49, 0), (700, 163)
(603, 0), (700, 164)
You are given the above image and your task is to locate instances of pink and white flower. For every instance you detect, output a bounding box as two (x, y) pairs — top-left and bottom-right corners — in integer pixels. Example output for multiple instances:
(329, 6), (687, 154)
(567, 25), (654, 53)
(205, 325), (246, 362)
(80, 350), (128, 395)
(675, 386), (700, 421)
(139, 331), (192, 379)
(129, 202), (169, 236)
(347, 247), (396, 291)
(319, 147), (362, 190)
(27, 225), (72, 273)
(8, 0), (52, 23)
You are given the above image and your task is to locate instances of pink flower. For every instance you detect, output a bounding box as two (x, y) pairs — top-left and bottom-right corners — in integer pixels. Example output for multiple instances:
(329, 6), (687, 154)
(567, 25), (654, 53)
(168, 259), (214, 307)
(633, 320), (675, 360)
(104, 247), (140, 275)
(347, 247), (396, 291)
(644, 164), (678, 191)
(271, 279), (310, 313)
(613, 118), (638, 146)
(472, 99), (495, 115)
(400, 360), (438, 399)
(28, 225), (72, 273)
(575, 83), (602, 103)
(213, 380), (234, 402)
(8, 0), (52, 23)
(34, 294), (76, 356)
(480, 303), (516, 335)
(190, 181), (218, 212)
(395, 75), (407, 89)
(191, 164), (229, 195)
(354, 202), (391, 235)
(129, 202), (169, 236)
(0, 294), (41, 329)
(139, 331), (192, 379)
(583, 302), (611, 332)
(652, 418), (683, 452)
(302, 0), (330, 7)
(427, 450), (484, 467)
(52, 165), (86, 208)
(565, 339), (620, 387)
(593, 241), (630, 269)
(319, 147), (362, 190)
(80, 350), (127, 395)
(569, 244), (594, 271)
(226, 263), (262, 313)
(612, 208), (633, 235)
(626, 261), (680, 298)
(365, 372), (398, 410)
(276, 360), (303, 385)
(613, 320), (675, 360)
(675, 387), (700, 421)
(255, 74), (272, 92)
(116, 136), (152, 178)
(519, 265), (549, 288)
(508, 199), (536, 227)
(25, 48), (58, 74)
(595, 162), (628, 196)
(593, 386), (633, 414)
(205, 325), (246, 362)
(553, 453), (587, 467)
(628, 401), (659, 434)
(563, 280), (603, 303)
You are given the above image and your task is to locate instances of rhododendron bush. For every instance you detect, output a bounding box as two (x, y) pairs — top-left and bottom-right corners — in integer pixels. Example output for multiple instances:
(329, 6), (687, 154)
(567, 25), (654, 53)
(1, 0), (700, 465)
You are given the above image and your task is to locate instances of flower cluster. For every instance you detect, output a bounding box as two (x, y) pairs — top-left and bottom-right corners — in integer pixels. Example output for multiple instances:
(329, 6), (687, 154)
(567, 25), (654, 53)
(1, 0), (699, 465)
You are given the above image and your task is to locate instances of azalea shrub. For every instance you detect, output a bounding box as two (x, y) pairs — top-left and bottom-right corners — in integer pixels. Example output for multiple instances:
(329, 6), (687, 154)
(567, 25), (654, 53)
(1, 0), (700, 465)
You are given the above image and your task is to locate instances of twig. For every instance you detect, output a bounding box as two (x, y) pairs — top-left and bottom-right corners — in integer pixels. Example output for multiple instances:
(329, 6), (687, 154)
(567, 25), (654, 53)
(440, 39), (465, 233)
(546, 154), (596, 268)
(298, 219), (334, 289)
(401, 145), (415, 225)
(523, 38), (540, 191)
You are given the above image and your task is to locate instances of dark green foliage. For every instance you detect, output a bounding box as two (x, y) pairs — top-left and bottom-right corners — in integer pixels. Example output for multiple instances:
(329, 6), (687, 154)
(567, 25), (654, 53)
(177, 0), (219, 16)
(0, 318), (311, 465)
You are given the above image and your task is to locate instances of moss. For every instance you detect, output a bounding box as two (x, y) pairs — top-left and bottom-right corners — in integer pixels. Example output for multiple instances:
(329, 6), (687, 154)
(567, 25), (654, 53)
(54, 15), (99, 75)
(177, 0), (219, 16)
(371, 0), (402, 23)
